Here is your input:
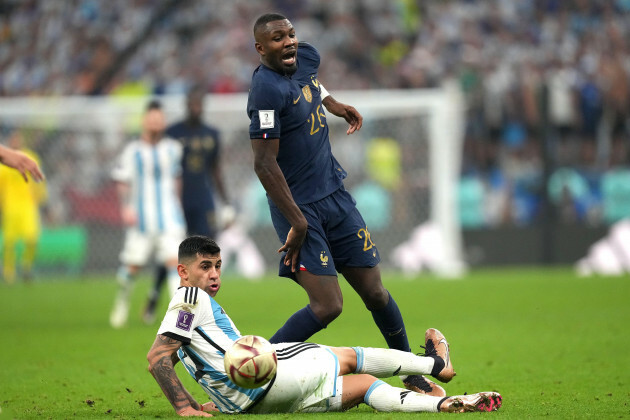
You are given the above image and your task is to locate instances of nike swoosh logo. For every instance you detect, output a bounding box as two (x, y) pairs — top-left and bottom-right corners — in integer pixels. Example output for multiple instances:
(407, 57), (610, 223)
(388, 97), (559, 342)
(293, 93), (301, 104)
(388, 328), (403, 337)
(393, 366), (401, 375)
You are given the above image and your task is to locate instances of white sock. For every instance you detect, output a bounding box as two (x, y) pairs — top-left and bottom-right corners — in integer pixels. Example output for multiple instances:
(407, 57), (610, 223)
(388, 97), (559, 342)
(115, 266), (133, 300)
(364, 380), (441, 412)
(353, 347), (434, 377)
(167, 267), (180, 297)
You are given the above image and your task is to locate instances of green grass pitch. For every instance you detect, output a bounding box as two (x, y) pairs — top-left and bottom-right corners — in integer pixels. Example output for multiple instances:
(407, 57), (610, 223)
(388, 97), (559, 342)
(1, 267), (629, 419)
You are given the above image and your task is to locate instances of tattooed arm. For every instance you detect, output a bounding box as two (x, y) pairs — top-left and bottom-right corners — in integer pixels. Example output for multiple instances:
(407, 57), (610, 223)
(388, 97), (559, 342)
(147, 334), (213, 417)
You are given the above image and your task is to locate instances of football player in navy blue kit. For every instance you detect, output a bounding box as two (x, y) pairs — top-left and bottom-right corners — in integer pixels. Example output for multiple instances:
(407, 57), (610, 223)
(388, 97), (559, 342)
(167, 86), (230, 237)
(144, 87), (232, 324)
(246, 13), (443, 396)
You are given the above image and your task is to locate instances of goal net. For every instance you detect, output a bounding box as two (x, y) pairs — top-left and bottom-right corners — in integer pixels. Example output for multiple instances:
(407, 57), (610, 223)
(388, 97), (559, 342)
(0, 87), (465, 277)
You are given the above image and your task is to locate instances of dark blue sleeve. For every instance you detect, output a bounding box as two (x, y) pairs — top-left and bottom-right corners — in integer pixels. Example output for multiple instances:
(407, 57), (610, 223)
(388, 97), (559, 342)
(297, 42), (321, 71)
(248, 80), (285, 140)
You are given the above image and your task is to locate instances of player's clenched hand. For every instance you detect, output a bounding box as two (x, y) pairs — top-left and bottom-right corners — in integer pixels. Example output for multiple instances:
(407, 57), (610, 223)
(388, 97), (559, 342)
(176, 406), (213, 417)
(278, 225), (307, 272)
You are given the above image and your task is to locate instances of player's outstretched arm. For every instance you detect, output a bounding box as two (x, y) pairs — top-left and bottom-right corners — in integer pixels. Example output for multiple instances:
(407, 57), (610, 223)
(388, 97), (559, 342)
(147, 334), (213, 417)
(322, 95), (363, 135)
(251, 138), (307, 272)
(0, 145), (45, 182)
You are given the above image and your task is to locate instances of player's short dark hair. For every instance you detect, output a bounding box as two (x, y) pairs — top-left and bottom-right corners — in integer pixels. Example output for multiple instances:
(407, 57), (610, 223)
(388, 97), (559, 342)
(179, 235), (221, 263)
(253, 13), (288, 36)
(146, 99), (162, 112)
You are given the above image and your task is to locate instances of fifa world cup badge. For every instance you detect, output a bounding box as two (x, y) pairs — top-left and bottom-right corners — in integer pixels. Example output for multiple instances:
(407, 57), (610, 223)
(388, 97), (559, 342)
(176, 310), (195, 332)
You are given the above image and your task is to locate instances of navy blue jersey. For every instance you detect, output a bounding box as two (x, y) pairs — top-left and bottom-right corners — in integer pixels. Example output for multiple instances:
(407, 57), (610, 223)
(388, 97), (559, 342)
(247, 42), (347, 205)
(166, 121), (221, 212)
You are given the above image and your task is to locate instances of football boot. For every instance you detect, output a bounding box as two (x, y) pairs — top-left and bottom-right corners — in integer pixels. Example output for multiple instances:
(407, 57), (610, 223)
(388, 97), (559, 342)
(423, 328), (455, 383)
(439, 392), (502, 412)
(403, 374), (446, 397)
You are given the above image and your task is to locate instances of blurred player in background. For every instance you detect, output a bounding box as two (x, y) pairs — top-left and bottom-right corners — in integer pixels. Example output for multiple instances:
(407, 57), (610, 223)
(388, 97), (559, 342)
(0, 130), (47, 283)
(143, 86), (233, 324)
(247, 13), (440, 396)
(146, 235), (501, 416)
(109, 100), (186, 328)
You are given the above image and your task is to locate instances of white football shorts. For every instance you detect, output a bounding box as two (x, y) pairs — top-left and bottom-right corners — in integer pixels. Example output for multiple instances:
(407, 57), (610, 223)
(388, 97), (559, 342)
(119, 228), (184, 266)
(247, 342), (343, 414)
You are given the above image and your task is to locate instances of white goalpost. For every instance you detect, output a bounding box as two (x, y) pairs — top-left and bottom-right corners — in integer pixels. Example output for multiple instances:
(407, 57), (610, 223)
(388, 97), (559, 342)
(0, 86), (466, 276)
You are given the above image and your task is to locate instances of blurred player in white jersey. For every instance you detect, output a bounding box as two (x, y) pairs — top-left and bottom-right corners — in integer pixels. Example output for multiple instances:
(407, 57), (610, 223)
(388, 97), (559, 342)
(109, 100), (186, 328)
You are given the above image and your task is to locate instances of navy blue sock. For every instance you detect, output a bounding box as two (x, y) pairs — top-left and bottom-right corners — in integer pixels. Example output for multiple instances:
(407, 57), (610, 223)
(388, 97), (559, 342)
(371, 291), (411, 352)
(269, 305), (325, 344)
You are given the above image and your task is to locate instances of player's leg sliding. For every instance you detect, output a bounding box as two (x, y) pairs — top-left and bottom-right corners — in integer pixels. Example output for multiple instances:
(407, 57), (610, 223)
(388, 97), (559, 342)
(352, 328), (454, 398)
(353, 347), (436, 378)
(110, 266), (133, 328)
(365, 380), (442, 412)
(364, 381), (502, 413)
(269, 305), (326, 343)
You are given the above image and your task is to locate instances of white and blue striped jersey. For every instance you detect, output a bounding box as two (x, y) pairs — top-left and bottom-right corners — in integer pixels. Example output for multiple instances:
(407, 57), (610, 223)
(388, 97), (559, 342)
(111, 138), (185, 233)
(157, 287), (270, 413)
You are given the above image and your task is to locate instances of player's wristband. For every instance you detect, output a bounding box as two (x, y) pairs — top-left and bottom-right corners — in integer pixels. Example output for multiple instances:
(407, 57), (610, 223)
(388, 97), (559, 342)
(320, 83), (330, 101)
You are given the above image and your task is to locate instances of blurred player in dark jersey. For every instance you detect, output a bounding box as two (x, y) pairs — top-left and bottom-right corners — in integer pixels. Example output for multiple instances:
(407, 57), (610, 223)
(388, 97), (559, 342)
(143, 86), (232, 324)
(246, 13), (444, 397)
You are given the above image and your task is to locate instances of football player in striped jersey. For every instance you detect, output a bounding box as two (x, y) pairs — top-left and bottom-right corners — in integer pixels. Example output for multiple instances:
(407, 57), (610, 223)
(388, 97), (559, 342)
(147, 235), (501, 416)
(109, 100), (186, 328)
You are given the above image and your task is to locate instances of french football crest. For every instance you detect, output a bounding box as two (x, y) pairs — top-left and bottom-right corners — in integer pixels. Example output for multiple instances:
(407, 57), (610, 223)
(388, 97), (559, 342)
(320, 251), (328, 267)
(302, 85), (313, 103)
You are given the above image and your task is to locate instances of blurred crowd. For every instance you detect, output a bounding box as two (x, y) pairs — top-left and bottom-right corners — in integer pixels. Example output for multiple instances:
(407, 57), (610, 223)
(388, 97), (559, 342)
(1, 0), (629, 227)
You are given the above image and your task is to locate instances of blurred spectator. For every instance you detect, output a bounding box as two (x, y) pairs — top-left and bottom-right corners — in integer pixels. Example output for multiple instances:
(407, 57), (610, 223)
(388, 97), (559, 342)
(601, 141), (630, 224)
(547, 167), (590, 224)
(458, 173), (486, 229)
(1, 0), (629, 229)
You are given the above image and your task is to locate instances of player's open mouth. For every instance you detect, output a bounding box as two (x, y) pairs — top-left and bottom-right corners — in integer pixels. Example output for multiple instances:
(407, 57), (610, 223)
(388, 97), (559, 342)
(282, 50), (296, 66)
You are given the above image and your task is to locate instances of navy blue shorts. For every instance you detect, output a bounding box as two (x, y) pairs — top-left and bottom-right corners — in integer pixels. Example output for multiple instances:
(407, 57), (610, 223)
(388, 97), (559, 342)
(269, 187), (380, 279)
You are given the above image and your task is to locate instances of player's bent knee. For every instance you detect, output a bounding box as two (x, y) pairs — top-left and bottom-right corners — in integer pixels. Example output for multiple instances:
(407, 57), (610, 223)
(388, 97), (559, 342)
(310, 301), (343, 325)
(330, 347), (358, 375)
(361, 288), (390, 310)
(341, 374), (378, 411)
